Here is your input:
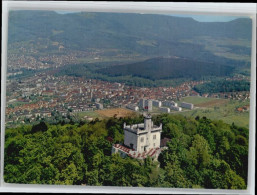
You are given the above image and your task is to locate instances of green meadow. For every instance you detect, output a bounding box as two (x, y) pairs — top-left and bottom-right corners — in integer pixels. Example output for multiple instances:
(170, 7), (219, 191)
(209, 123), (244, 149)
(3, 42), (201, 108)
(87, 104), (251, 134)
(174, 96), (250, 128)
(178, 96), (218, 105)
(73, 110), (101, 120)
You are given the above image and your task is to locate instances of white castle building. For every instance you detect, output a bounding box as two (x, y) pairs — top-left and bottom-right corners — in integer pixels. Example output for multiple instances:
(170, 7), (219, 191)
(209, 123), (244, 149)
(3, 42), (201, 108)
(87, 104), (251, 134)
(112, 114), (163, 160)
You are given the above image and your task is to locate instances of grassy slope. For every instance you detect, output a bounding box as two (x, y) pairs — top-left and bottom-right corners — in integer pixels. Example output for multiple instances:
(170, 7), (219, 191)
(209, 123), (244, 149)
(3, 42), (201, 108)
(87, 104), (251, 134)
(174, 97), (250, 128)
(178, 96), (218, 105)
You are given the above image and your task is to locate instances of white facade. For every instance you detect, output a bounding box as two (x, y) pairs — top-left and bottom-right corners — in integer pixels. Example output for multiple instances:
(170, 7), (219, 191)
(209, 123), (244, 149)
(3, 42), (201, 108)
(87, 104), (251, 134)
(139, 98), (152, 111)
(181, 102), (194, 109)
(152, 100), (162, 107)
(170, 105), (182, 111)
(162, 100), (177, 107)
(123, 114), (162, 153)
(126, 104), (139, 111)
(139, 98), (146, 109)
(145, 99), (153, 111)
(95, 102), (103, 109)
(160, 107), (170, 113)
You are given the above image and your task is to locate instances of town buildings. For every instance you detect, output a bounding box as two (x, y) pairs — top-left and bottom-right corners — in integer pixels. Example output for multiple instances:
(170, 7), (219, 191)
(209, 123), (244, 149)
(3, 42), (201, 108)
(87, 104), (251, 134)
(170, 105), (182, 111)
(5, 71), (249, 126)
(160, 107), (170, 113)
(152, 100), (162, 107)
(126, 104), (139, 111)
(181, 102), (194, 110)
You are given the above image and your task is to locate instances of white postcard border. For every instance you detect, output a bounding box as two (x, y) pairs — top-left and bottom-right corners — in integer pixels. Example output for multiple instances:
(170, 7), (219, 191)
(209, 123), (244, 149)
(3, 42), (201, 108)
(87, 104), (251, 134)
(1, 1), (256, 194)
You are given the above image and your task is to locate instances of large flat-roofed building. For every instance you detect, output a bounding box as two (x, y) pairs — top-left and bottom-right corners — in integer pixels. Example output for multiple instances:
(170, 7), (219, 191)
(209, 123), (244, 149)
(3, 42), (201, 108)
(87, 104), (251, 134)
(152, 100), (162, 107)
(160, 107), (170, 113)
(181, 102), (194, 110)
(162, 100), (177, 107)
(139, 98), (146, 109)
(112, 114), (163, 160)
(170, 105), (182, 111)
(145, 99), (153, 111)
(126, 104), (139, 111)
(139, 98), (152, 111)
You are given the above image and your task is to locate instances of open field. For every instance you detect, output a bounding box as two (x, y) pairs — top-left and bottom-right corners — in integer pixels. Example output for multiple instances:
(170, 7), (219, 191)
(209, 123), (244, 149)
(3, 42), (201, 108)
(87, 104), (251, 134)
(173, 98), (250, 128)
(76, 97), (250, 128)
(176, 107), (249, 128)
(195, 99), (229, 108)
(75, 111), (101, 120)
(181, 36), (251, 62)
(178, 96), (223, 106)
(96, 108), (137, 118)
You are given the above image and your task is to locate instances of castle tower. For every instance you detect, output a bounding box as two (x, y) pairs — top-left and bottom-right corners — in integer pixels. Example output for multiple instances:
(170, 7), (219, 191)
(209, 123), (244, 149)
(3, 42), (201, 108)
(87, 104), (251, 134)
(144, 114), (152, 131)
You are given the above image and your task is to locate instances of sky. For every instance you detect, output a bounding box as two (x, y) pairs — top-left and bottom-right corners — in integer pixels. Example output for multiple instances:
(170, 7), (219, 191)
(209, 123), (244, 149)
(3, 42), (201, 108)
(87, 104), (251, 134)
(168, 14), (244, 22)
(55, 11), (244, 22)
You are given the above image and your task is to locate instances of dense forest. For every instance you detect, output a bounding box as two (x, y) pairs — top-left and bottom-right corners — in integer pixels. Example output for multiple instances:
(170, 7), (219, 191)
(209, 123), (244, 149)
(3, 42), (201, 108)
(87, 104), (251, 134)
(54, 57), (235, 88)
(193, 80), (250, 94)
(55, 62), (190, 87)
(97, 57), (234, 80)
(4, 114), (248, 188)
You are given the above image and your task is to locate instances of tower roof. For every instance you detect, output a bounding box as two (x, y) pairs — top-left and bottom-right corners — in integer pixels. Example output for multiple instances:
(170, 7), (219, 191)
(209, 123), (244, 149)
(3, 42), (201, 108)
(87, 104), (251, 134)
(143, 113), (152, 119)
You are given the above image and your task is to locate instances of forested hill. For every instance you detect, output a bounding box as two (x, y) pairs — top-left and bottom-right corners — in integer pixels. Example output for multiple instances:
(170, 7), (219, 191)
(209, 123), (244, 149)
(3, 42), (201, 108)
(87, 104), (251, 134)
(97, 57), (234, 80)
(4, 114), (248, 188)
(8, 11), (252, 45)
(8, 11), (252, 68)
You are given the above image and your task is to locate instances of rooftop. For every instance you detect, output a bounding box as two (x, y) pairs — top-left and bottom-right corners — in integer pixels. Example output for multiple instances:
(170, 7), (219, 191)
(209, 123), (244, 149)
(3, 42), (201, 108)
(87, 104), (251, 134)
(113, 144), (163, 160)
(124, 123), (161, 134)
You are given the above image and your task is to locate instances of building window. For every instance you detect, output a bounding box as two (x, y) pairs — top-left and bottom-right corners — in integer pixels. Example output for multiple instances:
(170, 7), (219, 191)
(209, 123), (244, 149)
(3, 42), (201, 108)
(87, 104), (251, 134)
(141, 137), (144, 142)
(153, 143), (155, 147)
(153, 135), (156, 140)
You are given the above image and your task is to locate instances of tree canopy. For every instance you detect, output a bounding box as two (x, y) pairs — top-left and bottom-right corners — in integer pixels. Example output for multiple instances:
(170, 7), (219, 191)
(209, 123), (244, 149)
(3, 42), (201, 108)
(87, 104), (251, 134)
(4, 114), (248, 189)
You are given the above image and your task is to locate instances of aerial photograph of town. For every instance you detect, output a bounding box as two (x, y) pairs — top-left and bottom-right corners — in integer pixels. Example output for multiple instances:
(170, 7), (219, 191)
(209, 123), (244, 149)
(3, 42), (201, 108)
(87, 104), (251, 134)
(3, 9), (252, 189)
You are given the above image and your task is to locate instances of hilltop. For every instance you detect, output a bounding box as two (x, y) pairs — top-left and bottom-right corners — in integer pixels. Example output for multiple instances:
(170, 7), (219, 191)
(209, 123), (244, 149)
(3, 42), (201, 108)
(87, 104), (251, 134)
(97, 57), (234, 80)
(8, 11), (252, 68)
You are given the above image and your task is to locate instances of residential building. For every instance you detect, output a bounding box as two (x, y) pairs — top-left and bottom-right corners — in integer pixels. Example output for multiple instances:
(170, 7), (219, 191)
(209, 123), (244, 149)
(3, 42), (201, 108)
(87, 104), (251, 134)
(95, 102), (103, 109)
(160, 107), (170, 113)
(126, 104), (139, 111)
(181, 102), (194, 109)
(170, 105), (182, 111)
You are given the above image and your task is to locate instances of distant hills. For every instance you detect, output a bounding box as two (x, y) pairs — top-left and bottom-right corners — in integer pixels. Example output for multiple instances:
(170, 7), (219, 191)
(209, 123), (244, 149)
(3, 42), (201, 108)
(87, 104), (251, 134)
(8, 11), (252, 59)
(8, 10), (252, 82)
(8, 11), (252, 44)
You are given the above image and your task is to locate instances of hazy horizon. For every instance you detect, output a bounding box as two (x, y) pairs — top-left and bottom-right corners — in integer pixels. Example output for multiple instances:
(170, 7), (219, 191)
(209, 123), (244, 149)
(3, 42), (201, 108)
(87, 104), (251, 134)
(54, 10), (246, 22)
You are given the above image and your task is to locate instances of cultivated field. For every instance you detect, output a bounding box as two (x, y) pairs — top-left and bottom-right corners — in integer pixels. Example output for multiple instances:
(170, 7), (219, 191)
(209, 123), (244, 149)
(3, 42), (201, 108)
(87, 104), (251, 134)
(175, 97), (250, 128)
(96, 108), (137, 118)
(178, 96), (228, 107)
(194, 99), (229, 108)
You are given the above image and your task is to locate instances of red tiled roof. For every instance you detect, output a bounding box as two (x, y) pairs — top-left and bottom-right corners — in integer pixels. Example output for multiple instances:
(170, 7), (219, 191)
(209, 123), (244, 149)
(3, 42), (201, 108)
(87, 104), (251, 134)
(113, 144), (162, 159)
